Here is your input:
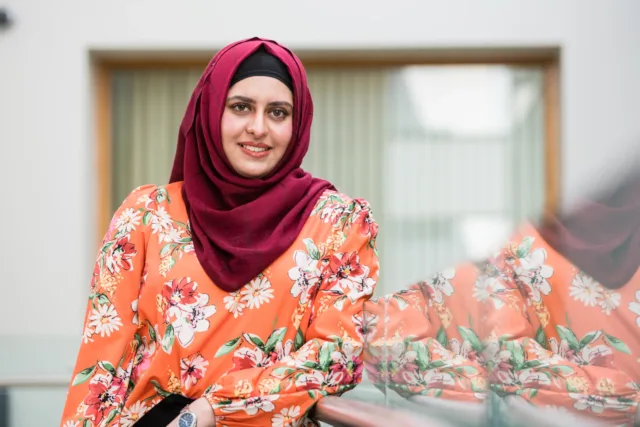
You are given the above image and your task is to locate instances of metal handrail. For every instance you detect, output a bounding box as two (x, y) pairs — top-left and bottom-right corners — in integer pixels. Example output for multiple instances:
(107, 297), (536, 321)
(0, 376), (69, 388)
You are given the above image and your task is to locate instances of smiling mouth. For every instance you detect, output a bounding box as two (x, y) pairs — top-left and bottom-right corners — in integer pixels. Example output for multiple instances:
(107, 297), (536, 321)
(239, 143), (270, 153)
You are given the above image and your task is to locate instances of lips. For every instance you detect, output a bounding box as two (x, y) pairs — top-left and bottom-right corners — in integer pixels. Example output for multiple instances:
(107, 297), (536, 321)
(238, 142), (271, 158)
(239, 142), (270, 152)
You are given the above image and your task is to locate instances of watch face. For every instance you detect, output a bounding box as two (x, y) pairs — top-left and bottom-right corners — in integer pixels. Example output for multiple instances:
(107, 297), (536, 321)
(178, 411), (196, 427)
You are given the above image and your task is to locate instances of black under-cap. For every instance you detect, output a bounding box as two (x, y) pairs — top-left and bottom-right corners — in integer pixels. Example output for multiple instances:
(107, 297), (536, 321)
(229, 46), (293, 91)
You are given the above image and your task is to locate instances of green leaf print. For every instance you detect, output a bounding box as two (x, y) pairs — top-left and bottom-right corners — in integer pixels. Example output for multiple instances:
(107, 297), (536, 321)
(436, 326), (448, 348)
(303, 361), (321, 370)
(551, 365), (575, 376)
(328, 195), (345, 204)
(427, 360), (447, 370)
(83, 419), (92, 427)
(142, 210), (152, 226)
(243, 333), (266, 351)
(566, 380), (581, 393)
(319, 343), (335, 370)
(97, 293), (111, 306)
(528, 389), (538, 399)
(160, 244), (176, 257)
(578, 330), (602, 350)
(72, 365), (96, 386)
(294, 328), (305, 351)
(303, 238), (321, 260)
(555, 325), (580, 351)
(104, 409), (118, 425)
(155, 187), (169, 203)
(98, 361), (116, 376)
(147, 321), (157, 342)
(506, 341), (525, 368)
(151, 379), (172, 397)
(534, 325), (547, 349)
(265, 327), (288, 354)
(273, 367), (296, 377)
(162, 324), (175, 354)
(457, 326), (483, 353)
(604, 333), (631, 354)
(521, 360), (544, 369)
(455, 365), (479, 376)
(415, 343), (430, 370)
(215, 336), (242, 358)
(516, 237), (534, 258)
(310, 199), (327, 216)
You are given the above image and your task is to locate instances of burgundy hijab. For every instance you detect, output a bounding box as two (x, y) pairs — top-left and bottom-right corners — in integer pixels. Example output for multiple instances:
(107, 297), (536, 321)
(169, 37), (334, 292)
(538, 166), (640, 289)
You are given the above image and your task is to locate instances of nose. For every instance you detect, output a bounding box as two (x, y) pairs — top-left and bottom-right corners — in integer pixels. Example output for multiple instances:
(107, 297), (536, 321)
(246, 113), (267, 138)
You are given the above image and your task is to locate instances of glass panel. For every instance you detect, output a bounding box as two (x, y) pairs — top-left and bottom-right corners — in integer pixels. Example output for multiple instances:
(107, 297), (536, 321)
(3, 387), (68, 426)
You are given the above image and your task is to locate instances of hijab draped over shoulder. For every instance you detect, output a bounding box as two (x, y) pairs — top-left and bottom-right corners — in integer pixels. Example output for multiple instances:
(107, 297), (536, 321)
(170, 37), (334, 292)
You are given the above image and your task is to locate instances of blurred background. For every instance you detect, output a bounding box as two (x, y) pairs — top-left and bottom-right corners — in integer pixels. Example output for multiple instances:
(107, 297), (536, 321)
(1, 0), (639, 425)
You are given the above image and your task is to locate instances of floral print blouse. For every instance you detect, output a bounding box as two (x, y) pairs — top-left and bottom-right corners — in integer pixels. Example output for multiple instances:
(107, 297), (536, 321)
(60, 182), (379, 427)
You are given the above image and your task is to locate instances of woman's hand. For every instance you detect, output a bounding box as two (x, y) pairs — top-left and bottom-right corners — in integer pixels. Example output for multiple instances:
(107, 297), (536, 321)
(166, 397), (216, 427)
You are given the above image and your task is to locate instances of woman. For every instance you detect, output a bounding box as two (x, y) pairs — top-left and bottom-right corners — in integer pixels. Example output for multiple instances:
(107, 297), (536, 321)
(60, 37), (379, 427)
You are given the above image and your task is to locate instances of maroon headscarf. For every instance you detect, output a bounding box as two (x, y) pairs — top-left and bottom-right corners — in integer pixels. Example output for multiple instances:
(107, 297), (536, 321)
(169, 37), (334, 292)
(538, 164), (640, 289)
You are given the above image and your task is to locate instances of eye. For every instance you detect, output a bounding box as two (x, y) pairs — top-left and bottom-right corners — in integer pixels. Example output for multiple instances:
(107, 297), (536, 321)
(270, 108), (289, 119)
(230, 103), (251, 113)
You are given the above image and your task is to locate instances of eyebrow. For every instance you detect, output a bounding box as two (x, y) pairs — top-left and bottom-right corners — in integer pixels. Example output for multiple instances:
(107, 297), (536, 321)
(226, 95), (293, 109)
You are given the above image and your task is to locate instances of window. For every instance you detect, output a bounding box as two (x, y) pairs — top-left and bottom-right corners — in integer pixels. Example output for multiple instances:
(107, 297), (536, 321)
(106, 60), (555, 294)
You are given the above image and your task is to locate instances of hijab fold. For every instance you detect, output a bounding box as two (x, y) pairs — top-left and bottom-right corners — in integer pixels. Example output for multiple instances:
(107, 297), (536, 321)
(539, 165), (640, 289)
(170, 37), (334, 292)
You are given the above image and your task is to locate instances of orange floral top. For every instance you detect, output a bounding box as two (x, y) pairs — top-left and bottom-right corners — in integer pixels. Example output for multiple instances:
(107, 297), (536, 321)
(60, 182), (379, 427)
(477, 223), (640, 426)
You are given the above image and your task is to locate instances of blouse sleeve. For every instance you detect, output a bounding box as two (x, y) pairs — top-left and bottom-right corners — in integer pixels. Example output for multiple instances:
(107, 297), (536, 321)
(203, 197), (379, 427)
(60, 185), (156, 427)
(363, 286), (487, 403)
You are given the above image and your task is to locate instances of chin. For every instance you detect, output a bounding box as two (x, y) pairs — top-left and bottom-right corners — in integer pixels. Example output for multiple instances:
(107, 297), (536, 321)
(235, 166), (271, 179)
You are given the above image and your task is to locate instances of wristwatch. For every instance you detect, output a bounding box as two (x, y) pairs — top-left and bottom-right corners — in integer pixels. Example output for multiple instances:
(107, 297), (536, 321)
(177, 409), (198, 427)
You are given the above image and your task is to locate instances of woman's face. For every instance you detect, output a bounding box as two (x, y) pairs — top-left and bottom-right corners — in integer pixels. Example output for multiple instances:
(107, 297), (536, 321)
(221, 76), (294, 179)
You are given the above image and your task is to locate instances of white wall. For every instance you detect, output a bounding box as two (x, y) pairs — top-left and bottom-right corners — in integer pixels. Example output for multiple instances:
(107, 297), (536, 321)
(1, 0), (639, 384)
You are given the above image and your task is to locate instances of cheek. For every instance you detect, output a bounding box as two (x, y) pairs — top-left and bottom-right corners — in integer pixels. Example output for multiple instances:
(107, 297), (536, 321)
(272, 122), (293, 150)
(220, 113), (244, 145)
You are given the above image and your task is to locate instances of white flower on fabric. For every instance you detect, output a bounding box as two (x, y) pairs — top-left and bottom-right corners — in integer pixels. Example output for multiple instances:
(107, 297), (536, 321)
(120, 401), (149, 427)
(271, 405), (301, 427)
(628, 290), (640, 327)
(599, 290), (621, 315)
(88, 304), (123, 337)
(569, 273), (602, 307)
(224, 291), (246, 318)
(220, 395), (279, 416)
(427, 268), (456, 304)
(115, 208), (141, 234)
(516, 248), (553, 302)
(241, 276), (275, 310)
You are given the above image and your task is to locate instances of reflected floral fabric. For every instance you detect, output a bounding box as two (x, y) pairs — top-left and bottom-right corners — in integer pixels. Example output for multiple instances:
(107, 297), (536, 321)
(60, 182), (379, 427)
(476, 223), (639, 425)
(364, 267), (488, 402)
(364, 222), (639, 426)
